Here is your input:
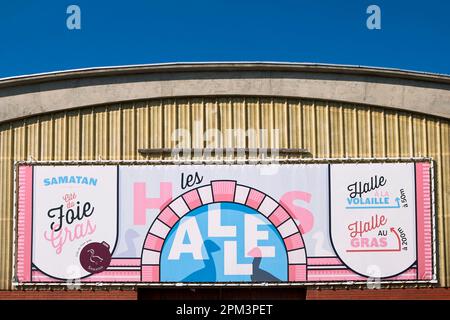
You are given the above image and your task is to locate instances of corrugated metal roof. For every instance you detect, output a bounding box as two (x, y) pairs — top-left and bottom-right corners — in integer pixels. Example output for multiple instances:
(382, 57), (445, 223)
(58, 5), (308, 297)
(1, 62), (450, 86)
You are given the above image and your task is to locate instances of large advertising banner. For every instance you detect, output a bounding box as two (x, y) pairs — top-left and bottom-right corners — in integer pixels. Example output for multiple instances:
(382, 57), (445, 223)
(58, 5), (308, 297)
(14, 161), (435, 285)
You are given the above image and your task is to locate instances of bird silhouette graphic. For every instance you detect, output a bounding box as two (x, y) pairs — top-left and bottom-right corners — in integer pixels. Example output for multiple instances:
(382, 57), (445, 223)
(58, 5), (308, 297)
(87, 248), (104, 265)
(183, 240), (220, 282)
(248, 247), (281, 282)
(118, 229), (140, 257)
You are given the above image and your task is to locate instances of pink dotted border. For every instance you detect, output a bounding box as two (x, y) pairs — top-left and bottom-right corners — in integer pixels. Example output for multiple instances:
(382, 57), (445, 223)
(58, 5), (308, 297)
(141, 180), (307, 282)
(16, 165), (33, 282)
(416, 162), (433, 280)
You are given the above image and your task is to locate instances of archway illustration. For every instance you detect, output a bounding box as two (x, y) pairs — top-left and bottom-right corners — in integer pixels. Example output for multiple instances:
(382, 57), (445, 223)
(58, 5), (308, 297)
(140, 180), (307, 282)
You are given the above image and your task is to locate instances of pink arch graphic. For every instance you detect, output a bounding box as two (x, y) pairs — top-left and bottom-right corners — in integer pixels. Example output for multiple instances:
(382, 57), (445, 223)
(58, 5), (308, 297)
(140, 180), (307, 282)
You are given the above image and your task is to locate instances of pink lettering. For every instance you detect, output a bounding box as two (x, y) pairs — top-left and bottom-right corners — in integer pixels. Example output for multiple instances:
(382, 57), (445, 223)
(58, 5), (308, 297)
(44, 220), (96, 254)
(279, 191), (314, 234)
(350, 238), (359, 247)
(62, 193), (77, 203)
(350, 237), (388, 248)
(133, 182), (172, 225)
(62, 193), (77, 209)
(348, 214), (387, 238)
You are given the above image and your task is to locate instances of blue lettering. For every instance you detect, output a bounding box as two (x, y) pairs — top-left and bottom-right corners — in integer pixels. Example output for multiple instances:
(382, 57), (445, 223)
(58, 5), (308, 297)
(58, 176), (68, 184)
(347, 197), (392, 206)
(44, 175), (99, 186)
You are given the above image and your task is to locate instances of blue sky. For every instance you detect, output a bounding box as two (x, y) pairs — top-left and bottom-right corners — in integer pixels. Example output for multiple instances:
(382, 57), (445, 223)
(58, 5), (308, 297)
(0, 0), (449, 78)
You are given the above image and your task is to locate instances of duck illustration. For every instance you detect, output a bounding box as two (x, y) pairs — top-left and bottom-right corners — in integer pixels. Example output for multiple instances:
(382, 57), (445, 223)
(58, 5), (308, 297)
(248, 248), (281, 282)
(87, 248), (104, 265)
(183, 240), (220, 282)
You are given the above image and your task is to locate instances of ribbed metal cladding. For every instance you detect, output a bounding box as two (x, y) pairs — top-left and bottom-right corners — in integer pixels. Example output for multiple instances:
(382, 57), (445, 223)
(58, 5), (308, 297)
(0, 96), (449, 290)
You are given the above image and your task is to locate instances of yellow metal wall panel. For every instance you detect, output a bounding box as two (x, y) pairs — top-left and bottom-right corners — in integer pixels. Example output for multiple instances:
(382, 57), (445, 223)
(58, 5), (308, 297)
(12, 122), (26, 161)
(260, 99), (274, 149)
(218, 98), (233, 152)
(67, 110), (81, 160)
(441, 122), (450, 285)
(26, 118), (40, 161)
(80, 108), (95, 160)
(232, 98), (246, 150)
(273, 99), (287, 160)
(0, 96), (449, 289)
(177, 99), (191, 153)
(53, 113), (68, 160)
(136, 101), (150, 160)
(371, 108), (386, 158)
(39, 115), (53, 161)
(273, 99), (288, 152)
(385, 111), (400, 157)
(288, 100), (302, 151)
(329, 103), (344, 158)
(163, 99), (176, 160)
(357, 108), (371, 157)
(149, 100), (163, 160)
(412, 115), (427, 157)
(398, 112), (413, 157)
(204, 99), (219, 160)
(94, 107), (109, 160)
(342, 105), (357, 157)
(302, 100), (316, 156)
(122, 104), (136, 160)
(246, 97), (260, 150)
(191, 98), (205, 148)
(315, 101), (330, 158)
(0, 124), (12, 290)
(108, 105), (122, 160)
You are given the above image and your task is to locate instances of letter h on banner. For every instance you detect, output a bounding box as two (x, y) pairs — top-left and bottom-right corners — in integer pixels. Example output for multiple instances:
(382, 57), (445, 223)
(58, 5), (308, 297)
(133, 182), (172, 225)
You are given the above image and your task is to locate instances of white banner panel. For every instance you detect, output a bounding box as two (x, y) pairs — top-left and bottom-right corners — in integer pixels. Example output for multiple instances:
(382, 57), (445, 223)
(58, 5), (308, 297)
(32, 166), (118, 280)
(330, 163), (416, 278)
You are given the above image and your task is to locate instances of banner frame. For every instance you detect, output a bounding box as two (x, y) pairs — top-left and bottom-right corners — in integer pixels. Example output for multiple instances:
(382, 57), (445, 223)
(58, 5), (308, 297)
(12, 157), (438, 288)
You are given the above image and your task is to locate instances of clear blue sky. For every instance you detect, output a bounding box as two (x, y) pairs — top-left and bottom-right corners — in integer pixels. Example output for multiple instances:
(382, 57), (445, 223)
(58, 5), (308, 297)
(1, 0), (449, 78)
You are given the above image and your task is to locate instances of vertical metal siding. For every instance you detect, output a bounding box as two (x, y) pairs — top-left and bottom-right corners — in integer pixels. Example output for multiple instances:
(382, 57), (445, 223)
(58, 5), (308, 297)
(288, 99), (302, 151)
(371, 108), (385, 158)
(246, 97), (260, 154)
(204, 99), (219, 160)
(441, 122), (450, 283)
(0, 123), (12, 290)
(148, 100), (163, 161)
(163, 99), (176, 160)
(192, 98), (205, 160)
(233, 98), (246, 151)
(0, 96), (449, 289)
(343, 105), (358, 157)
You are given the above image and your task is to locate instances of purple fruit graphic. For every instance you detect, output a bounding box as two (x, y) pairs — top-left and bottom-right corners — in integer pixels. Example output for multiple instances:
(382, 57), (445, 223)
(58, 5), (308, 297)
(80, 241), (112, 274)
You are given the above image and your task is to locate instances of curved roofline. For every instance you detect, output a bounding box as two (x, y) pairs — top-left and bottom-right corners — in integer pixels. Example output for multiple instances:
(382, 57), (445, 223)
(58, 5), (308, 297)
(0, 62), (449, 122)
(2, 62), (450, 88)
